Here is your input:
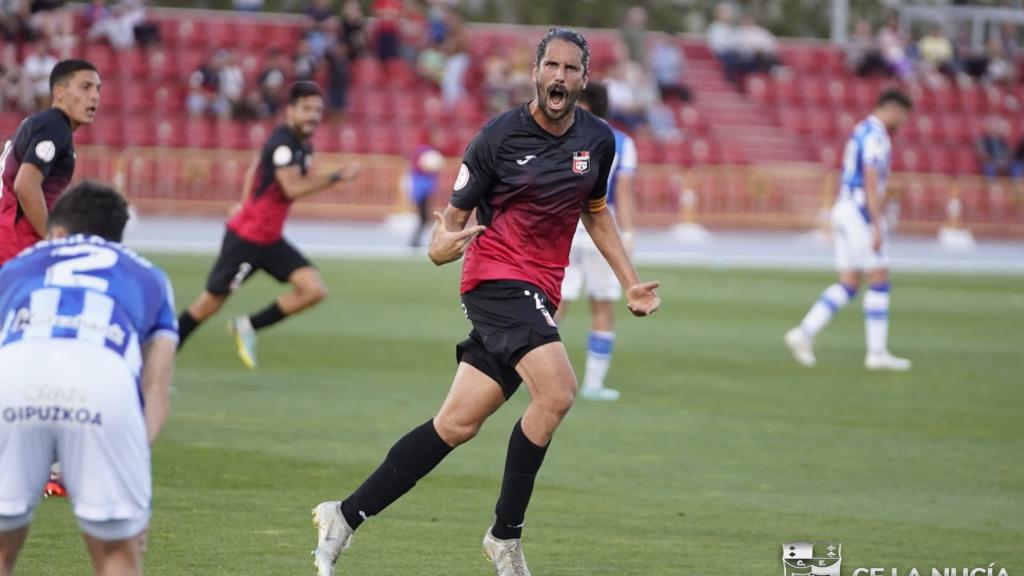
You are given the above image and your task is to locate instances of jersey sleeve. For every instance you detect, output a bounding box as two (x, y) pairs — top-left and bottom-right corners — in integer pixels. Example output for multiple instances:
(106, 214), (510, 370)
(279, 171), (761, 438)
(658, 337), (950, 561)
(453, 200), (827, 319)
(585, 128), (616, 213)
(264, 129), (304, 172)
(619, 134), (638, 174)
(21, 117), (71, 177)
(143, 269), (179, 346)
(861, 131), (889, 169)
(450, 129), (497, 211)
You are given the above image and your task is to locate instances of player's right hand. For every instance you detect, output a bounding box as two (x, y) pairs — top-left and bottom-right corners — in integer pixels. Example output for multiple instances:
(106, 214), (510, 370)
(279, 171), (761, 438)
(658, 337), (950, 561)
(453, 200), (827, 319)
(626, 281), (661, 317)
(428, 212), (485, 266)
(227, 202), (242, 217)
(871, 223), (883, 252)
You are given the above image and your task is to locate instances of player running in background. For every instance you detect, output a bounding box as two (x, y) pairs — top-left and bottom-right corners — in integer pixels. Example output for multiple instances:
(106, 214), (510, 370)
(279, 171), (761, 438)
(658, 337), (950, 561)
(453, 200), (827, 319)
(554, 82), (637, 401)
(311, 28), (660, 576)
(175, 81), (359, 369)
(0, 182), (177, 576)
(0, 59), (101, 267)
(785, 88), (913, 371)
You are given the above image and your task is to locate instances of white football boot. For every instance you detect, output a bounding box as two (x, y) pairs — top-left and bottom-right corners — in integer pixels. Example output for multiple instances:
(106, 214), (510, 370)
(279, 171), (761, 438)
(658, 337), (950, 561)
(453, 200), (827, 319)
(311, 502), (354, 576)
(784, 327), (817, 367)
(483, 528), (531, 576)
(865, 352), (912, 371)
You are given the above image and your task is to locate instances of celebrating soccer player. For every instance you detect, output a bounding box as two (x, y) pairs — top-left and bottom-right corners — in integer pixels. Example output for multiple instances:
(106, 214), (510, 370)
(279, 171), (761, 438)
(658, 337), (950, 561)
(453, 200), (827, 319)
(176, 81), (359, 369)
(785, 89), (914, 371)
(554, 82), (638, 401)
(0, 60), (101, 267)
(0, 182), (178, 576)
(311, 28), (660, 576)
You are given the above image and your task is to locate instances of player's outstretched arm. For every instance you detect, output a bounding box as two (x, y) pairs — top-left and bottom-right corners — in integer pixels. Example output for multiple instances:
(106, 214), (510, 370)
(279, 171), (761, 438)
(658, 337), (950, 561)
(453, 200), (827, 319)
(141, 336), (176, 444)
(582, 208), (660, 317)
(12, 163), (48, 238)
(427, 204), (485, 266)
(275, 162), (360, 200)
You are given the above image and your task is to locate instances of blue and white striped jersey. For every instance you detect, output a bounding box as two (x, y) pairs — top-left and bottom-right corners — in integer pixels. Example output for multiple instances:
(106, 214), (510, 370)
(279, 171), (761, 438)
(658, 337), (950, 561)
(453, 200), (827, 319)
(0, 235), (178, 382)
(839, 115), (891, 221)
(606, 127), (637, 208)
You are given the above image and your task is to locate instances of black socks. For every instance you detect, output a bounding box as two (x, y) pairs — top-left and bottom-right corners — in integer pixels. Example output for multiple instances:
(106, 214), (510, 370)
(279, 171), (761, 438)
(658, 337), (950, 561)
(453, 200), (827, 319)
(250, 302), (286, 330)
(492, 419), (548, 540)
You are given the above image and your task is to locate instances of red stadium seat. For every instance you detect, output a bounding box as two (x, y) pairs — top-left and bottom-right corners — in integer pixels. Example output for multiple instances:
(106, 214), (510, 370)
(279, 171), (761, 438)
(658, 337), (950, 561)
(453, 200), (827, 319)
(123, 116), (157, 147)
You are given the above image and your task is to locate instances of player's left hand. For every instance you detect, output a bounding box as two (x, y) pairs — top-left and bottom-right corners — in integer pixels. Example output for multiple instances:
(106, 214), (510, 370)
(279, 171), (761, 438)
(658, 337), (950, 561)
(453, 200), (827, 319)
(626, 281), (660, 317)
(428, 212), (485, 265)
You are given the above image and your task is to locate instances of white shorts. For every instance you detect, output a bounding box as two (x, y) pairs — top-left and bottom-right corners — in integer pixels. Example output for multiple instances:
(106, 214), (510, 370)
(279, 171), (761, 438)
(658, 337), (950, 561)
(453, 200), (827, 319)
(831, 199), (891, 272)
(561, 232), (621, 302)
(0, 339), (151, 541)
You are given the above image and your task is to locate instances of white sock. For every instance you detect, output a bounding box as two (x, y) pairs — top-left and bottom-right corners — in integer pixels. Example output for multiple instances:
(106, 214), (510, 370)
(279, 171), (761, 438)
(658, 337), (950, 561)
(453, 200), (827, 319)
(864, 283), (890, 355)
(583, 331), (614, 390)
(800, 283), (856, 338)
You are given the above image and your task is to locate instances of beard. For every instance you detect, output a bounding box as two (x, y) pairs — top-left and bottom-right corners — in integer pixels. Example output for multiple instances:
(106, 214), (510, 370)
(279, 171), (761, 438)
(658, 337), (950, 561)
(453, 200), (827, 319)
(535, 80), (580, 122)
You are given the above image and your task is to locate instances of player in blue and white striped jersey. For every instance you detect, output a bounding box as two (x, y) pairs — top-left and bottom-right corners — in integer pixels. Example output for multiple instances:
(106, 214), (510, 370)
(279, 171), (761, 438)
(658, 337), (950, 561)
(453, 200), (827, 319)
(785, 89), (914, 371)
(0, 182), (177, 576)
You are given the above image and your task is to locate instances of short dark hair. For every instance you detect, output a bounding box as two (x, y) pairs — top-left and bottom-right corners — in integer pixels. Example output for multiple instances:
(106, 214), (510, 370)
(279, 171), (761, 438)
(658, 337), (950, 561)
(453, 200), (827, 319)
(580, 82), (609, 119)
(535, 27), (590, 74)
(877, 88), (913, 110)
(50, 59), (98, 95)
(48, 181), (130, 242)
(289, 81), (323, 104)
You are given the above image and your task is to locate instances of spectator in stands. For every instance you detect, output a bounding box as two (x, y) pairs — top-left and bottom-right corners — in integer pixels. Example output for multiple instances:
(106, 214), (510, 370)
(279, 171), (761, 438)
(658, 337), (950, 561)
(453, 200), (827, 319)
(916, 25), (956, 77)
(186, 50), (229, 117)
(439, 7), (468, 110)
(984, 35), (1017, 86)
(324, 42), (349, 116)
(847, 17), (888, 77)
(482, 49), (513, 115)
(84, 0), (147, 50)
(218, 49), (246, 118)
(737, 14), (780, 73)
(953, 26), (988, 80)
(416, 37), (445, 86)
(997, 23), (1020, 62)
(877, 16), (912, 79)
(293, 38), (319, 81)
(372, 0), (403, 63)
(0, 0), (30, 43)
(305, 0), (339, 59)
(0, 46), (24, 112)
(706, 2), (744, 85)
(619, 5), (648, 65)
(506, 43), (535, 105)
(340, 0), (367, 59)
(649, 31), (692, 102)
(27, 0), (75, 58)
(976, 116), (1022, 180)
(20, 38), (56, 110)
(258, 47), (289, 116)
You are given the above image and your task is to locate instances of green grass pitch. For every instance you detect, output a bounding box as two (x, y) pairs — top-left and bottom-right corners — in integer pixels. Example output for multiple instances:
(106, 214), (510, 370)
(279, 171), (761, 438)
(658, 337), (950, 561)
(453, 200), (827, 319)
(17, 256), (1023, 575)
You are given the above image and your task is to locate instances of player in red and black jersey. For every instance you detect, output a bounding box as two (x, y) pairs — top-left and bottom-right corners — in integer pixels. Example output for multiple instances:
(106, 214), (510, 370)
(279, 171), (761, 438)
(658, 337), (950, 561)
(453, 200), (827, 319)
(311, 28), (660, 576)
(0, 59), (101, 267)
(176, 82), (359, 369)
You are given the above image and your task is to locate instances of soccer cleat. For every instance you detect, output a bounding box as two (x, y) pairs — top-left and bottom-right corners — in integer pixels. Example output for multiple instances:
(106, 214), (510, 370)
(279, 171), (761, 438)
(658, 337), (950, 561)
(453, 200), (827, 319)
(311, 502), (353, 576)
(483, 528), (531, 576)
(579, 387), (621, 401)
(228, 317), (258, 370)
(784, 327), (817, 367)
(865, 352), (911, 371)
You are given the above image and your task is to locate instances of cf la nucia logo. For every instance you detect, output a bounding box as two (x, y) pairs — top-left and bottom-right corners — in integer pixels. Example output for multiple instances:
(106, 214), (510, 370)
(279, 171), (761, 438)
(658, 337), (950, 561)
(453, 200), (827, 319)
(782, 542), (842, 576)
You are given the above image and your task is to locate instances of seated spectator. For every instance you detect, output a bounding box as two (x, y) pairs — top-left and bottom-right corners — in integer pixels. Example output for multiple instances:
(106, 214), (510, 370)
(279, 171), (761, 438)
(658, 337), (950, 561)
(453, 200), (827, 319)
(416, 38), (445, 86)
(0, 0), (30, 43)
(619, 6), (648, 65)
(186, 51), (229, 117)
(917, 25), (956, 76)
(649, 32), (692, 102)
(953, 26), (988, 80)
(257, 47), (289, 116)
(372, 0), (402, 63)
(976, 116), (1022, 179)
(84, 0), (147, 50)
(324, 42), (349, 116)
(706, 2), (743, 85)
(28, 0), (75, 57)
(340, 0), (367, 59)
(847, 18), (888, 76)
(0, 46), (24, 112)
(304, 0), (338, 59)
(440, 7), (468, 110)
(293, 39), (318, 81)
(737, 15), (780, 73)
(482, 49), (512, 115)
(877, 16), (912, 79)
(984, 36), (1017, 86)
(218, 50), (246, 118)
(21, 38), (56, 110)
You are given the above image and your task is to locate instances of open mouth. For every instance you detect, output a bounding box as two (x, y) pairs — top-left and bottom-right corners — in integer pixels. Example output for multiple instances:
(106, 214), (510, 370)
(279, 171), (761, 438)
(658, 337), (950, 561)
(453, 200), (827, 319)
(547, 85), (567, 111)
(85, 106), (97, 117)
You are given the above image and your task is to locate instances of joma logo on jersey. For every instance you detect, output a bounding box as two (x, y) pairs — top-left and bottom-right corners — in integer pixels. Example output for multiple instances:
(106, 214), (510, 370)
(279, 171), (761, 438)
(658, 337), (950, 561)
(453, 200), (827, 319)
(783, 542), (841, 576)
(572, 151), (590, 174)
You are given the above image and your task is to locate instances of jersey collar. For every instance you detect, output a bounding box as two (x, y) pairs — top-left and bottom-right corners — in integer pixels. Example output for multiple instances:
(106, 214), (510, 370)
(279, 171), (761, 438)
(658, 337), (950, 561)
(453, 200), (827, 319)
(522, 101), (578, 139)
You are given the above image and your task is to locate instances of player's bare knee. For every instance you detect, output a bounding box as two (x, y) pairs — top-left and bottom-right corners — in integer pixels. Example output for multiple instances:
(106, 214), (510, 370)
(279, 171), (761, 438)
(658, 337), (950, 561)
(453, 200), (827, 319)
(433, 415), (480, 446)
(536, 386), (576, 420)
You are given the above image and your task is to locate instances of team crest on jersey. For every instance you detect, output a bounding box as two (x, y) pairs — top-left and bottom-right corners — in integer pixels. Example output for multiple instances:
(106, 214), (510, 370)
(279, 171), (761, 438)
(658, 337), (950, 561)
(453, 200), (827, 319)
(572, 151), (590, 174)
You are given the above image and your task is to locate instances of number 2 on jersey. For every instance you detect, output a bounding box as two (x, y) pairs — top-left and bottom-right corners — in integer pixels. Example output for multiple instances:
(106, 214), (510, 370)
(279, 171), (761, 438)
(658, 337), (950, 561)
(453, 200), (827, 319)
(45, 245), (119, 292)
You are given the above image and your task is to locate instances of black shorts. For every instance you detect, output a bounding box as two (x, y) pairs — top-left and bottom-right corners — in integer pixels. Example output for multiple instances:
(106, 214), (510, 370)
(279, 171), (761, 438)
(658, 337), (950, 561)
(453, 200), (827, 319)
(205, 229), (312, 295)
(455, 280), (561, 399)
